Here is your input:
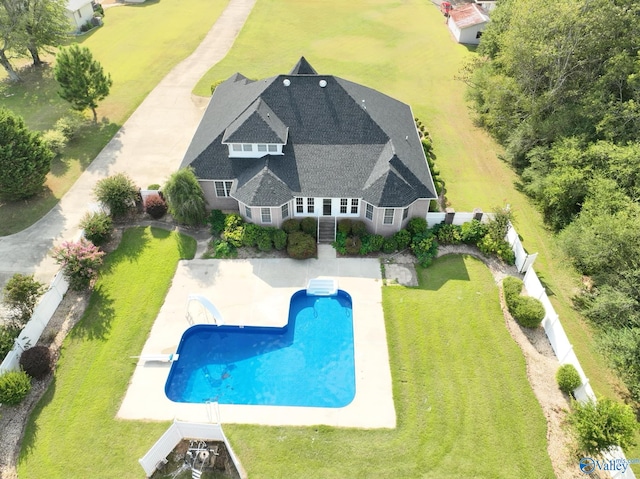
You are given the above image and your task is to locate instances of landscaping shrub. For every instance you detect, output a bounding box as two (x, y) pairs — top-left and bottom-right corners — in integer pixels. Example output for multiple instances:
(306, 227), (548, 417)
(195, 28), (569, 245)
(337, 219), (352, 235)
(19, 346), (52, 379)
(144, 194), (168, 219)
(300, 217), (317, 237)
(209, 239), (236, 259)
(94, 173), (138, 218)
(54, 111), (88, 141)
(359, 234), (374, 255)
(512, 296), (546, 328)
(433, 223), (462, 245)
(478, 234), (516, 265)
(208, 209), (226, 235)
(3, 273), (44, 327)
(0, 326), (20, 358)
(256, 229), (273, 252)
(556, 364), (582, 395)
(460, 219), (488, 244)
(332, 231), (347, 255)
(281, 219), (300, 234)
(52, 238), (105, 291)
(287, 231), (316, 259)
(272, 228), (288, 250)
(369, 234), (385, 253)
(242, 223), (260, 247)
(41, 129), (67, 155)
(411, 231), (438, 267)
(382, 237), (398, 254)
(163, 168), (207, 226)
(79, 211), (113, 246)
(222, 213), (244, 247)
(147, 184), (161, 190)
(502, 276), (523, 307)
(210, 79), (224, 95)
(393, 229), (411, 250)
(407, 217), (428, 236)
(345, 236), (362, 255)
(351, 220), (367, 237)
(0, 370), (31, 405)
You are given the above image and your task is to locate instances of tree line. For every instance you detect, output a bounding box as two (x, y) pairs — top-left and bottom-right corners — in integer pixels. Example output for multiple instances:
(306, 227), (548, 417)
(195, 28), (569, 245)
(465, 0), (640, 401)
(0, 0), (69, 80)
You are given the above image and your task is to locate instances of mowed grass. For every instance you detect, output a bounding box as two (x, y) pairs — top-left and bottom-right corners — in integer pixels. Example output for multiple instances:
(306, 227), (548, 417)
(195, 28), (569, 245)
(195, 0), (634, 459)
(222, 255), (554, 478)
(17, 227), (196, 479)
(0, 0), (228, 235)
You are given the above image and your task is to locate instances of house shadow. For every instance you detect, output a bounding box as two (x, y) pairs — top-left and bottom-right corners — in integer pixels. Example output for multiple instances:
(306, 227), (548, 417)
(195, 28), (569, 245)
(419, 254), (471, 290)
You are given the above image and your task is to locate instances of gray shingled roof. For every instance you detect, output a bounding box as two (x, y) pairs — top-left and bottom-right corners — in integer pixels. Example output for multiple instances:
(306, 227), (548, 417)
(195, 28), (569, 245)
(180, 58), (437, 207)
(222, 98), (288, 144)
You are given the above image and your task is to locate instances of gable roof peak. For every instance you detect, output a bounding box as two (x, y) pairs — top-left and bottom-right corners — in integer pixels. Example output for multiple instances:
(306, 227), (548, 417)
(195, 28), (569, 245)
(289, 56), (318, 75)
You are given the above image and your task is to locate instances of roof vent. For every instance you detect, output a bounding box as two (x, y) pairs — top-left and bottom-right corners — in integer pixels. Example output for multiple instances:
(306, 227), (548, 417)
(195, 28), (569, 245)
(283, 79), (291, 87)
(319, 79), (327, 88)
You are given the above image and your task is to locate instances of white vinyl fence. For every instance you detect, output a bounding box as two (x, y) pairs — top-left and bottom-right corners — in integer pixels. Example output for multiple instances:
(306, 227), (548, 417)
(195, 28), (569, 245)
(139, 420), (246, 478)
(0, 271), (69, 375)
(513, 228), (635, 479)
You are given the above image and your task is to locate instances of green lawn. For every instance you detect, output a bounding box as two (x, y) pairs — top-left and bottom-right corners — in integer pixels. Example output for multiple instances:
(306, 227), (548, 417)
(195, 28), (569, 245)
(221, 255), (553, 478)
(0, 0), (228, 235)
(17, 227), (196, 479)
(195, 0), (637, 462)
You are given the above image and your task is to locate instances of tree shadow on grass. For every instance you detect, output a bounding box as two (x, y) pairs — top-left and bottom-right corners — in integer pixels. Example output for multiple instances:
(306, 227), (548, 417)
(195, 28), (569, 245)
(419, 254), (471, 291)
(68, 286), (115, 341)
(100, 227), (153, 276)
(18, 376), (56, 462)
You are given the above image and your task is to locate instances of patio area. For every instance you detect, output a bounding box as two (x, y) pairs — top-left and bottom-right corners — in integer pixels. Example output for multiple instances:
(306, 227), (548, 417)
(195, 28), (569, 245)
(117, 256), (396, 429)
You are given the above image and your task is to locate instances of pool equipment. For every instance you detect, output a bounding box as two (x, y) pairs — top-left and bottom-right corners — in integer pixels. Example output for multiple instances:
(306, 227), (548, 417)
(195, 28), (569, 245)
(186, 294), (225, 325)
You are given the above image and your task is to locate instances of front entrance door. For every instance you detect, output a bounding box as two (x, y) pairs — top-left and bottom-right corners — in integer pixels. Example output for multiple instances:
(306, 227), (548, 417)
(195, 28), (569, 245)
(323, 199), (332, 216)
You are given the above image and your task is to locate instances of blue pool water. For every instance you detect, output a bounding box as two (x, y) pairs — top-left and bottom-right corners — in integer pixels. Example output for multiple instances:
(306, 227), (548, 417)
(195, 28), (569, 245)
(164, 290), (355, 408)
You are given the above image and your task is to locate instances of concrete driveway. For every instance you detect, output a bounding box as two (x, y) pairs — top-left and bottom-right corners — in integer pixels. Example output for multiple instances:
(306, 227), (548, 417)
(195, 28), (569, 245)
(0, 0), (256, 289)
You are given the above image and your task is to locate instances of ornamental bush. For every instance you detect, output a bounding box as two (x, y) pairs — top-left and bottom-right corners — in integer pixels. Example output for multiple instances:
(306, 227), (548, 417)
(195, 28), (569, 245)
(94, 173), (138, 218)
(512, 296), (546, 328)
(287, 231), (316, 259)
(556, 364), (582, 395)
(478, 234), (516, 265)
(208, 209), (226, 235)
(209, 239), (236, 259)
(3, 273), (44, 327)
(144, 194), (167, 219)
(337, 219), (352, 235)
(222, 214), (245, 247)
(256, 229), (273, 252)
(461, 219), (488, 244)
(332, 231), (347, 255)
(163, 168), (207, 226)
(393, 229), (411, 250)
(411, 231), (438, 267)
(52, 238), (105, 291)
(242, 223), (260, 247)
(382, 237), (398, 254)
(0, 370), (32, 405)
(41, 129), (67, 155)
(0, 326), (20, 358)
(79, 211), (113, 246)
(351, 220), (367, 237)
(502, 276), (523, 307)
(300, 217), (317, 237)
(433, 223), (462, 245)
(19, 346), (52, 379)
(345, 236), (362, 255)
(272, 228), (287, 251)
(281, 219), (300, 234)
(407, 217), (428, 236)
(54, 110), (88, 141)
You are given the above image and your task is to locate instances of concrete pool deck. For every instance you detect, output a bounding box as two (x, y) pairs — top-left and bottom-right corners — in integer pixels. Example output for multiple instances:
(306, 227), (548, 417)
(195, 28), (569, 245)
(117, 257), (397, 429)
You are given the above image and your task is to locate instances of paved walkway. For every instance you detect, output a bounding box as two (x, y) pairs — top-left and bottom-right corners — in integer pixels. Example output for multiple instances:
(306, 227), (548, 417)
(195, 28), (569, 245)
(0, 0), (256, 289)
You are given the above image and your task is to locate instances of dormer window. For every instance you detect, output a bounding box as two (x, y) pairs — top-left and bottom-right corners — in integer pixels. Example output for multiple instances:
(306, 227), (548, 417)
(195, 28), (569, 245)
(227, 143), (284, 158)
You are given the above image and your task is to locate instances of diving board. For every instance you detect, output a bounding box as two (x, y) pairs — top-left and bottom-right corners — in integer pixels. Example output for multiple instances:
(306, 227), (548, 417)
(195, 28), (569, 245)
(306, 278), (338, 296)
(131, 353), (179, 362)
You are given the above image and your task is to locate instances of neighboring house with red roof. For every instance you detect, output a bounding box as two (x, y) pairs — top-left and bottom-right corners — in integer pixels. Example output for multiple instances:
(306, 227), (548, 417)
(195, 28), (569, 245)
(180, 58), (437, 237)
(447, 3), (490, 45)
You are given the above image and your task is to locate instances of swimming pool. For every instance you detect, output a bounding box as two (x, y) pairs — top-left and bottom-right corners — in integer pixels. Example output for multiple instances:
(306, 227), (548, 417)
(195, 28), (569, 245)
(164, 290), (355, 408)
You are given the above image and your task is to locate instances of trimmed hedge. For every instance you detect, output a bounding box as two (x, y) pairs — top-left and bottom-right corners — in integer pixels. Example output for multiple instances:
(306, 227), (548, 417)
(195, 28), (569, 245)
(281, 219), (301, 234)
(556, 364), (581, 395)
(208, 209), (226, 235)
(0, 370), (31, 405)
(503, 276), (545, 328)
(79, 211), (113, 246)
(144, 194), (167, 219)
(287, 231), (316, 259)
(19, 346), (52, 379)
(300, 217), (317, 237)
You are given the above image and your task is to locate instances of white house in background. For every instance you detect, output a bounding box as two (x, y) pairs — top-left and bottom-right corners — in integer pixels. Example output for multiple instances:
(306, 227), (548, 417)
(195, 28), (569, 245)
(475, 0), (497, 12)
(447, 3), (490, 45)
(65, 0), (94, 31)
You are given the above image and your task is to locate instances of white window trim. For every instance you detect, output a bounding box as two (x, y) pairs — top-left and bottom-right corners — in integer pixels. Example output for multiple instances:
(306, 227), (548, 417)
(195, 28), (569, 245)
(365, 203), (374, 221)
(383, 208), (395, 225)
(281, 203), (289, 219)
(261, 207), (271, 224)
(214, 180), (233, 198)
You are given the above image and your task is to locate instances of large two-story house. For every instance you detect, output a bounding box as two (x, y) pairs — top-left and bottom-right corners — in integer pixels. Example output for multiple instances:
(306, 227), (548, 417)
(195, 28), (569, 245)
(180, 57), (437, 236)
